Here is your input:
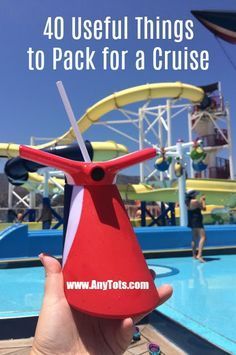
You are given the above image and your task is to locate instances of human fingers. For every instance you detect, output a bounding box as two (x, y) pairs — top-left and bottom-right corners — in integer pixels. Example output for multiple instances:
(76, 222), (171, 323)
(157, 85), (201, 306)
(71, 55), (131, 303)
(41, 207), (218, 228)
(149, 268), (156, 279)
(39, 253), (64, 300)
(117, 318), (135, 352)
(132, 284), (173, 324)
(157, 283), (173, 306)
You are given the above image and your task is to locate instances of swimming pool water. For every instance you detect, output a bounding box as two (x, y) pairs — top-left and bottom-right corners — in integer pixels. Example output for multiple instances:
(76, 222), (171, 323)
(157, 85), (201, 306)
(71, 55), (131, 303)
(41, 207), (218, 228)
(148, 255), (236, 354)
(0, 255), (235, 353)
(0, 266), (44, 318)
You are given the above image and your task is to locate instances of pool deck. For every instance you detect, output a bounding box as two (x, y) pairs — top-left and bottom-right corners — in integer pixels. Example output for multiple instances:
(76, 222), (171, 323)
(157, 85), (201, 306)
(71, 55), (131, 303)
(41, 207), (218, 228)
(0, 337), (32, 354)
(0, 324), (185, 355)
(125, 324), (185, 354)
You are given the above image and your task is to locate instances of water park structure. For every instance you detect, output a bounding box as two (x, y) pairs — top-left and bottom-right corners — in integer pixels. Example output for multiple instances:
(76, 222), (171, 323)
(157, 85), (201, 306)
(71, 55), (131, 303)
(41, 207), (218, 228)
(1, 81), (236, 225)
(0, 80), (236, 353)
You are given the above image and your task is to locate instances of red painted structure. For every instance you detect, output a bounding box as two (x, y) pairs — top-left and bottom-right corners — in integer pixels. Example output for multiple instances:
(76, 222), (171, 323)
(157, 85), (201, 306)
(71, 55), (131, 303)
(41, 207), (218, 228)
(20, 145), (159, 318)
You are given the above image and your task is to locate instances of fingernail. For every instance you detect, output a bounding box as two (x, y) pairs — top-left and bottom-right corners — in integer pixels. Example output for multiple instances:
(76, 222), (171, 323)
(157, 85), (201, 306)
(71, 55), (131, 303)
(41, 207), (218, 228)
(150, 269), (156, 279)
(38, 253), (48, 264)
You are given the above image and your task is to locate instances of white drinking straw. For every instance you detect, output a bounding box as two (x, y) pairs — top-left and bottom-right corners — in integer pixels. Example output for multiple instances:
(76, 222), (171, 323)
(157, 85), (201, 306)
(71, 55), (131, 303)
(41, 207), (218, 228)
(56, 81), (91, 163)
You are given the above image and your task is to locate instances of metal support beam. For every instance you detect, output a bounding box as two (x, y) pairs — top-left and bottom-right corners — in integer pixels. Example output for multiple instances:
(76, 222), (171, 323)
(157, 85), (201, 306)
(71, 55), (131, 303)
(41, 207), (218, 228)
(29, 191), (36, 209)
(43, 169), (50, 198)
(226, 105), (235, 179)
(139, 109), (145, 183)
(8, 183), (13, 208)
(176, 142), (188, 227)
(12, 191), (30, 208)
(188, 109), (194, 179)
(166, 99), (174, 180)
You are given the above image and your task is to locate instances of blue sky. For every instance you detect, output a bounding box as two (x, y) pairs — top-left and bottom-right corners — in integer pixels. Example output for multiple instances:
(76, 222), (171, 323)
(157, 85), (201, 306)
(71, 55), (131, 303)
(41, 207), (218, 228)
(0, 0), (236, 175)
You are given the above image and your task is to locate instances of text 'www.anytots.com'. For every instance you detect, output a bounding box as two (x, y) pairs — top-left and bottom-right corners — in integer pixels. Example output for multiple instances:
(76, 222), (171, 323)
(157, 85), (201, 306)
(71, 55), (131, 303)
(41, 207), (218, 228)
(66, 280), (150, 290)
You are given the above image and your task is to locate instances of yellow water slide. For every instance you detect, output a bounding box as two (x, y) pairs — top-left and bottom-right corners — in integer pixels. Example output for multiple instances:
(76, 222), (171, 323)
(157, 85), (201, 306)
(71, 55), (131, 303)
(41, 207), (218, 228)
(2, 81), (236, 207)
(0, 141), (127, 161)
(119, 179), (236, 208)
(0, 82), (203, 158)
(23, 174), (236, 207)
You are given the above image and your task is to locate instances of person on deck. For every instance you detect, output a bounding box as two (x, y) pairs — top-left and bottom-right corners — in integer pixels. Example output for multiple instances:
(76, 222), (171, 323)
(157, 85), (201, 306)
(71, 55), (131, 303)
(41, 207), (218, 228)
(37, 199), (53, 230)
(186, 190), (207, 263)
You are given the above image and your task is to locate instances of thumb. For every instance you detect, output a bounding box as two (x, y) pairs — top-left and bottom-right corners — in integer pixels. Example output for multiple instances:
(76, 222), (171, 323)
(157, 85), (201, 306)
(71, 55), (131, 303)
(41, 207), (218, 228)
(119, 318), (135, 349)
(39, 253), (64, 300)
